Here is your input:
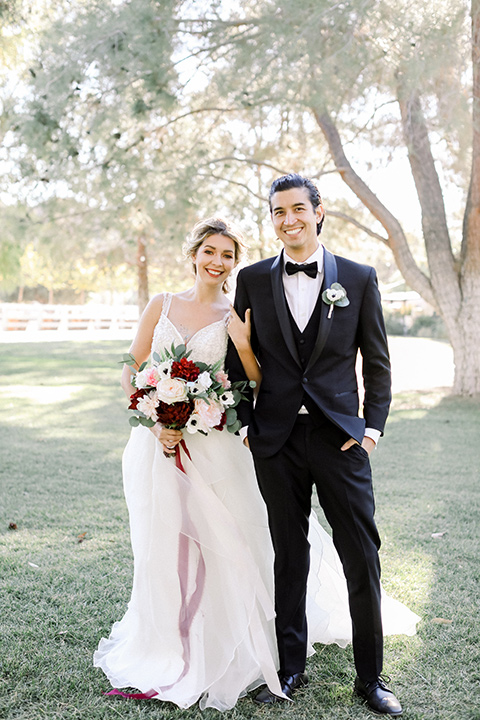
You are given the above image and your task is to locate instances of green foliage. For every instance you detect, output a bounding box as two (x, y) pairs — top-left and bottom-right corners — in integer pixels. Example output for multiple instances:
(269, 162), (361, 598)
(409, 314), (448, 340)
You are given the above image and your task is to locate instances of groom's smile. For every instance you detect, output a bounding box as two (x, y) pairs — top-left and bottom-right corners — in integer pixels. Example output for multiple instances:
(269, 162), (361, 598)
(270, 186), (324, 261)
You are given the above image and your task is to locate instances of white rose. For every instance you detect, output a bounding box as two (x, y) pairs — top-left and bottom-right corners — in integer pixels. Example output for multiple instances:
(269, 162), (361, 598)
(134, 368), (149, 389)
(156, 377), (188, 404)
(197, 371), (213, 390)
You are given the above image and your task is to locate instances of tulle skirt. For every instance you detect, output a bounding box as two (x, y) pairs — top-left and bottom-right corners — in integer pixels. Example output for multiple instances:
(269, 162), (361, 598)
(94, 427), (419, 710)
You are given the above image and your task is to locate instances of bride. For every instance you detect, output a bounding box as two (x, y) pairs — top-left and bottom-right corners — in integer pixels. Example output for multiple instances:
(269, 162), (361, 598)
(93, 217), (419, 711)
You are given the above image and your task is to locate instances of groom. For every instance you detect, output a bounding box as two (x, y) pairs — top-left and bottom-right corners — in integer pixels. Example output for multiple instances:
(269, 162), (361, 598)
(226, 173), (402, 716)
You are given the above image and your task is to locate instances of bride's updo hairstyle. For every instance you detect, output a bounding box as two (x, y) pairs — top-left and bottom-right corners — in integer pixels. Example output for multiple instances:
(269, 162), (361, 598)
(184, 217), (247, 293)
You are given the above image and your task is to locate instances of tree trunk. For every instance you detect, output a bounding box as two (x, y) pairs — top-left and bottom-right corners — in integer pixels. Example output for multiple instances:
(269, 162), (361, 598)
(312, 105), (480, 395)
(397, 86), (461, 314)
(450, 0), (480, 394)
(137, 234), (149, 315)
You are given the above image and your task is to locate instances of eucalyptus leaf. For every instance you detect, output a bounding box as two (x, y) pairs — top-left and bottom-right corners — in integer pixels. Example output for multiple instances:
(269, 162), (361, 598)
(129, 416), (140, 427)
(120, 353), (136, 366)
(227, 419), (242, 434)
(225, 407), (237, 424)
(139, 417), (155, 427)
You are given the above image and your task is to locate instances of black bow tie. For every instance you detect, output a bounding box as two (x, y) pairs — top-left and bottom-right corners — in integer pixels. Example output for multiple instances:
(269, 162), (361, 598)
(285, 261), (318, 279)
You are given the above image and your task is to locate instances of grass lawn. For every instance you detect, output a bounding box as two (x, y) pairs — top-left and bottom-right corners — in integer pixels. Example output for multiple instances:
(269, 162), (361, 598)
(1, 340), (479, 720)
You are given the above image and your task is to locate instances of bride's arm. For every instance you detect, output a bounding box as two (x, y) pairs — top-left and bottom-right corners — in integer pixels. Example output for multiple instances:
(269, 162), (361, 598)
(120, 294), (182, 451)
(120, 294), (165, 398)
(227, 307), (262, 389)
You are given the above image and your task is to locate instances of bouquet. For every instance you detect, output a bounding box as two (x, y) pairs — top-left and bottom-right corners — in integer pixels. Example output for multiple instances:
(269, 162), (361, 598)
(121, 343), (254, 455)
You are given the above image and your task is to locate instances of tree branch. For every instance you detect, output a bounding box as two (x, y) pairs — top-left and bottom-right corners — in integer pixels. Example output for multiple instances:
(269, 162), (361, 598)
(196, 171), (265, 201)
(312, 106), (436, 307)
(326, 210), (389, 243)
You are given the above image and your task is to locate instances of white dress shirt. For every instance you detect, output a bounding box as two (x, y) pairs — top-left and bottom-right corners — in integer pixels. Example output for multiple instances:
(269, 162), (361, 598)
(283, 245), (325, 332)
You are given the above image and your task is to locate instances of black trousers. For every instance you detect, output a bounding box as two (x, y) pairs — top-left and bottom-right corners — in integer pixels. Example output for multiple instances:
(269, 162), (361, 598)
(253, 415), (383, 682)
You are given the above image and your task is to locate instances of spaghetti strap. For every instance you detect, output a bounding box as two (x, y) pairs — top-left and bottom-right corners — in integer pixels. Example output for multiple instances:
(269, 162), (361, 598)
(161, 292), (173, 318)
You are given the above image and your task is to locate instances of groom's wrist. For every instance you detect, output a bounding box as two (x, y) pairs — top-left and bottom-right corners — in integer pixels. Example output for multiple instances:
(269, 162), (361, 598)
(364, 428), (381, 445)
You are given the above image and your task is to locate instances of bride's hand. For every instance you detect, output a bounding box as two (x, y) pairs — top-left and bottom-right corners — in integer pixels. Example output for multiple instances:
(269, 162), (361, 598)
(150, 424), (183, 453)
(227, 306), (252, 352)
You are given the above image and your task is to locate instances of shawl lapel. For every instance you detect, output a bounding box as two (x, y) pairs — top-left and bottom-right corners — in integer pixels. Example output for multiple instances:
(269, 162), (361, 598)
(304, 247), (337, 373)
(270, 251), (302, 368)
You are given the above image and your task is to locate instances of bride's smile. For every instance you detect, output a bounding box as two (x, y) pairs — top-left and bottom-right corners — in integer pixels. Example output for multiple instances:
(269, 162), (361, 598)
(193, 234), (236, 284)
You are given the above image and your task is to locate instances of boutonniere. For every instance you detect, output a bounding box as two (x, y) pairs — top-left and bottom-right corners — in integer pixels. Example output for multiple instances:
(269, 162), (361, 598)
(322, 283), (350, 319)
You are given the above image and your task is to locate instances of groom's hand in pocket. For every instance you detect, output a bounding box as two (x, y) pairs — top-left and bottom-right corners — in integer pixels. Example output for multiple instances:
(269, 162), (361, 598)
(341, 436), (375, 455)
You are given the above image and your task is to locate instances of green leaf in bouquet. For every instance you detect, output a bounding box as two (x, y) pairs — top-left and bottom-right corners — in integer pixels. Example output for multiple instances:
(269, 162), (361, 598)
(192, 391), (209, 401)
(227, 419), (242, 434)
(139, 417), (155, 427)
(138, 361), (148, 372)
(195, 362), (209, 372)
(129, 416), (140, 427)
(225, 407), (237, 425)
(231, 389), (243, 405)
(120, 353), (136, 366)
(249, 380), (257, 388)
(153, 351), (161, 363)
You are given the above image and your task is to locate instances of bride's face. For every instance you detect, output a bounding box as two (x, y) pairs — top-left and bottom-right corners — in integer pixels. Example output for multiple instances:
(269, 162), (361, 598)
(193, 234), (236, 285)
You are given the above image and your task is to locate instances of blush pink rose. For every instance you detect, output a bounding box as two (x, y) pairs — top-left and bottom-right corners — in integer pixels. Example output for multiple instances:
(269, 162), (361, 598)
(215, 370), (231, 389)
(194, 398), (223, 429)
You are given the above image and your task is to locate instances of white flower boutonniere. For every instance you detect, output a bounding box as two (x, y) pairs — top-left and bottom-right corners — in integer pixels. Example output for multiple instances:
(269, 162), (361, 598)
(322, 282), (350, 319)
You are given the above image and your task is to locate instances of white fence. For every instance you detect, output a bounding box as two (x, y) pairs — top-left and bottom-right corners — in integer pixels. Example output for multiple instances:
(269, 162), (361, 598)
(0, 303), (139, 333)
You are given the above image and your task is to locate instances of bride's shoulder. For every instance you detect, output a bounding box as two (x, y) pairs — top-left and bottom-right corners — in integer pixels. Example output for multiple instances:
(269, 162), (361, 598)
(148, 293), (166, 311)
(137, 293), (167, 332)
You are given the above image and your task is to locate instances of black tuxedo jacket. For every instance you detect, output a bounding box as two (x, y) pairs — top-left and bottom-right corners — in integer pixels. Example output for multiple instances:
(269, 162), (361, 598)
(226, 247), (391, 458)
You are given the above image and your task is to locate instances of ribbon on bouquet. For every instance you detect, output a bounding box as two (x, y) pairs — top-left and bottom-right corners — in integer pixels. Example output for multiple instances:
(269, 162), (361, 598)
(105, 439), (207, 700)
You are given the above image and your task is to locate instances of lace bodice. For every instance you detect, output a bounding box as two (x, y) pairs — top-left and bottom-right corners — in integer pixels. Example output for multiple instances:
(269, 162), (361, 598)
(151, 293), (229, 368)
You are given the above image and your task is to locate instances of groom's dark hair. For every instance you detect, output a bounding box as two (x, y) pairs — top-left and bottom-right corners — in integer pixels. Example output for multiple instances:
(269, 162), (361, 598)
(268, 173), (324, 235)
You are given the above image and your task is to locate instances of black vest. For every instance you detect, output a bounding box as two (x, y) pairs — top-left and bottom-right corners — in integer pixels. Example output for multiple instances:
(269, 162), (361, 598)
(286, 289), (327, 424)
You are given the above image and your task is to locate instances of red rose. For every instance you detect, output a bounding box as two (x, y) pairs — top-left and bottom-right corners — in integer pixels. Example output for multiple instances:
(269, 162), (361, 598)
(171, 357), (200, 382)
(156, 400), (194, 428)
(129, 388), (148, 410)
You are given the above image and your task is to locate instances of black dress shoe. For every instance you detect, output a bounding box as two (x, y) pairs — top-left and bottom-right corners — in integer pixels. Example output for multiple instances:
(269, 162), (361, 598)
(254, 672), (309, 704)
(354, 676), (403, 716)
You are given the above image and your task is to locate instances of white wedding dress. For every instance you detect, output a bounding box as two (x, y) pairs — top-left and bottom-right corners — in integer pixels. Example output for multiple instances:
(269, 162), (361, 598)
(93, 294), (419, 711)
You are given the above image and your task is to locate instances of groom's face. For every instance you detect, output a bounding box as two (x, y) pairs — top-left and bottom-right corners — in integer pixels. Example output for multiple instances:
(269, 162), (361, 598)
(270, 187), (324, 261)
